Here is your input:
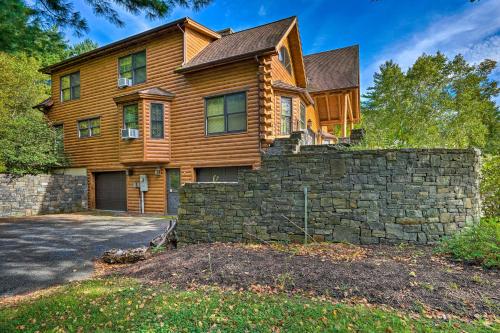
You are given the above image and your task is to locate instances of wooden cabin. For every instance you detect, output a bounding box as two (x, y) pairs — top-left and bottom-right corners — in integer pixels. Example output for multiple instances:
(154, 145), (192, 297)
(36, 16), (360, 214)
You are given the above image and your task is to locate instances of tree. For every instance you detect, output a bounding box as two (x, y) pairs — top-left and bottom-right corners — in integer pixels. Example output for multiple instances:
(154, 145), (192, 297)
(362, 53), (499, 153)
(0, 0), (67, 66)
(21, 0), (212, 35)
(0, 52), (66, 175)
(65, 39), (99, 58)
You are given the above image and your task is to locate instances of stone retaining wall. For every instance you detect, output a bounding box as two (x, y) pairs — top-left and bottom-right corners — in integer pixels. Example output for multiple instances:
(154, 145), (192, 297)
(177, 134), (482, 245)
(0, 174), (87, 217)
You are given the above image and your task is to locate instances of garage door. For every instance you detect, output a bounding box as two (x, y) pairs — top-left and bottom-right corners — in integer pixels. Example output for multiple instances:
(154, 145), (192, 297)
(196, 166), (251, 182)
(94, 172), (127, 211)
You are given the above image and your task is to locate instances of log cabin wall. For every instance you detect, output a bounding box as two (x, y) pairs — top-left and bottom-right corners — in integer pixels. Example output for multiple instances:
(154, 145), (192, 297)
(47, 28), (261, 212)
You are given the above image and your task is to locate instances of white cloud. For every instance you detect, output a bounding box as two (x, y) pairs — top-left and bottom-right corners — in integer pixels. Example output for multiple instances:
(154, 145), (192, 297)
(362, 0), (500, 94)
(258, 5), (267, 17)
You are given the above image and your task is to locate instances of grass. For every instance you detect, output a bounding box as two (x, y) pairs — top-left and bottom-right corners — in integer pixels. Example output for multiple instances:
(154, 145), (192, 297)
(436, 217), (500, 269)
(0, 277), (497, 333)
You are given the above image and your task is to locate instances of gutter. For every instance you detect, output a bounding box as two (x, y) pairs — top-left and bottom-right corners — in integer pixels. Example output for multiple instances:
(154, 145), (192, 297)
(40, 17), (187, 74)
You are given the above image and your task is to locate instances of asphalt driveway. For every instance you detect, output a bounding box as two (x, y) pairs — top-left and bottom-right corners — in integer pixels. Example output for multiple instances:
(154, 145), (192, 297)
(0, 213), (168, 297)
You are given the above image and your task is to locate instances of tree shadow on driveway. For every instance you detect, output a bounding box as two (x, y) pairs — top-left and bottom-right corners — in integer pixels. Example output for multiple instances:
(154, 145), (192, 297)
(0, 214), (167, 296)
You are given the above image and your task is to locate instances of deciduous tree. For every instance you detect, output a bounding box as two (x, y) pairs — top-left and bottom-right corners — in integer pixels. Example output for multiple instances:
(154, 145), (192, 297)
(362, 53), (499, 153)
(0, 52), (66, 175)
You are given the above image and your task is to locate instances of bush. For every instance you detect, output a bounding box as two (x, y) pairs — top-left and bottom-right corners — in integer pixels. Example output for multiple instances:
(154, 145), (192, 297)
(481, 155), (499, 217)
(0, 114), (67, 175)
(437, 217), (500, 269)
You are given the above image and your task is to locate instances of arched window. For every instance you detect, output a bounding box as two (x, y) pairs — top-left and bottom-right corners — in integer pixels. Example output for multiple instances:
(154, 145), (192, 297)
(278, 46), (292, 74)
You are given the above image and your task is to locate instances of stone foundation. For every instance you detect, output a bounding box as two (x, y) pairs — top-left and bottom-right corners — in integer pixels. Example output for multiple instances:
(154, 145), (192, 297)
(177, 134), (481, 245)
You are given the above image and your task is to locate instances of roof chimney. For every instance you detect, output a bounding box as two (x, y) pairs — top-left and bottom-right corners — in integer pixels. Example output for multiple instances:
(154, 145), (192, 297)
(217, 28), (234, 36)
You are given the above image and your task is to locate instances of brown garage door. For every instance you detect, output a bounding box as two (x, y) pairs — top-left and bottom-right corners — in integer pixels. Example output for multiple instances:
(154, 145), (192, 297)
(196, 166), (251, 182)
(95, 172), (127, 211)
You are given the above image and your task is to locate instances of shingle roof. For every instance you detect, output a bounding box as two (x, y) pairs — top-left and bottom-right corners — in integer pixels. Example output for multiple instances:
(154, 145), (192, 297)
(137, 87), (175, 97)
(178, 17), (296, 72)
(304, 45), (359, 92)
(113, 87), (175, 103)
(33, 97), (53, 111)
(272, 80), (313, 104)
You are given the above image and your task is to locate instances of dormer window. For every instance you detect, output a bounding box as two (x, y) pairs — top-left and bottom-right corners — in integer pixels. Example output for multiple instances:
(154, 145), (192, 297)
(119, 51), (146, 85)
(278, 46), (292, 74)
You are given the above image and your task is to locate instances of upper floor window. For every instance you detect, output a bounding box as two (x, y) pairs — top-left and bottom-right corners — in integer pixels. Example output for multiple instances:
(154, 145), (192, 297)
(278, 46), (292, 74)
(78, 117), (100, 138)
(123, 104), (139, 130)
(119, 51), (146, 85)
(299, 102), (306, 130)
(60, 72), (80, 101)
(281, 97), (292, 135)
(150, 103), (164, 139)
(206, 92), (246, 135)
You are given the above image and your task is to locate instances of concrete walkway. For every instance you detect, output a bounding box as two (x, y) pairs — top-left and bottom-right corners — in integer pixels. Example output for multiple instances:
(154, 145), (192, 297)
(0, 213), (167, 296)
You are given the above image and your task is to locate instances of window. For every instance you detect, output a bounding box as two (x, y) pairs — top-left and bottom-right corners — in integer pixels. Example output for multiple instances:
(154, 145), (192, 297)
(78, 118), (100, 138)
(150, 103), (164, 139)
(60, 72), (80, 101)
(206, 92), (246, 135)
(299, 102), (306, 130)
(123, 104), (139, 130)
(281, 97), (292, 135)
(119, 51), (146, 85)
(278, 46), (292, 74)
(54, 124), (64, 156)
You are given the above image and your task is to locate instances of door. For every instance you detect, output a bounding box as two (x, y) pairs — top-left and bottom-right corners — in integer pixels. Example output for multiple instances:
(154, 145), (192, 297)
(166, 169), (180, 215)
(94, 172), (127, 211)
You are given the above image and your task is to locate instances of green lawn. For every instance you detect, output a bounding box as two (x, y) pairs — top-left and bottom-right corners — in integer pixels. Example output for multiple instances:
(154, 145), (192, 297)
(0, 278), (496, 333)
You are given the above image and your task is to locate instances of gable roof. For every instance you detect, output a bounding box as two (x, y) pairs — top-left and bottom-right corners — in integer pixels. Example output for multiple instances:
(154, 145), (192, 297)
(272, 80), (313, 104)
(113, 87), (175, 104)
(33, 97), (53, 112)
(177, 16), (297, 73)
(40, 17), (220, 74)
(304, 45), (359, 92)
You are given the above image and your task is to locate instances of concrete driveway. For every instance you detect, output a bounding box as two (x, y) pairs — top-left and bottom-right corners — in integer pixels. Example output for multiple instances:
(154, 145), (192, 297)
(0, 213), (168, 297)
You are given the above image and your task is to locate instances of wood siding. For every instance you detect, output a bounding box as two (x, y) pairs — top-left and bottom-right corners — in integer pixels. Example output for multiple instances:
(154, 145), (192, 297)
(185, 27), (214, 62)
(47, 29), (261, 212)
(144, 100), (171, 162)
(127, 167), (166, 213)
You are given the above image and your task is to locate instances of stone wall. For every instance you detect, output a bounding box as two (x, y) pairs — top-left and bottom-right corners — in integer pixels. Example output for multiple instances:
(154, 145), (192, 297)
(177, 133), (481, 245)
(0, 174), (87, 217)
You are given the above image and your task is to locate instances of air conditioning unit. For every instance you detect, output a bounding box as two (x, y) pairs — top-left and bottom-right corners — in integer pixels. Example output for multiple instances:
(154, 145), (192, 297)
(117, 77), (132, 88)
(121, 128), (139, 139)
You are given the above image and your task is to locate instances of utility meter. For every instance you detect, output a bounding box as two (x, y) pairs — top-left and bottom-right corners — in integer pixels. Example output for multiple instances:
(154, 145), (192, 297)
(139, 175), (148, 192)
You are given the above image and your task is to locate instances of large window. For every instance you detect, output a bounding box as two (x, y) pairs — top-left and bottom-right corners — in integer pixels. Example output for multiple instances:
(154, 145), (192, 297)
(60, 72), (80, 101)
(78, 118), (100, 138)
(123, 104), (139, 130)
(150, 103), (164, 139)
(206, 92), (246, 135)
(300, 102), (306, 130)
(119, 51), (146, 85)
(278, 46), (292, 74)
(281, 97), (292, 135)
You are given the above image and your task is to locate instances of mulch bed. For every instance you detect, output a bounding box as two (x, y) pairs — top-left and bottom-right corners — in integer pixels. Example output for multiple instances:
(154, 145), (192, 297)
(113, 242), (499, 319)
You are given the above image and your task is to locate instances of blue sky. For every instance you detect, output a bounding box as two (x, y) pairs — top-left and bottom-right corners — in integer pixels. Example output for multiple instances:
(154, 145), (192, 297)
(66, 0), (500, 103)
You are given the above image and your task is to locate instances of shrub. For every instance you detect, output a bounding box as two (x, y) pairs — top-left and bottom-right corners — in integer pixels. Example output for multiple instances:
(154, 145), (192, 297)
(481, 155), (499, 217)
(437, 217), (499, 269)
